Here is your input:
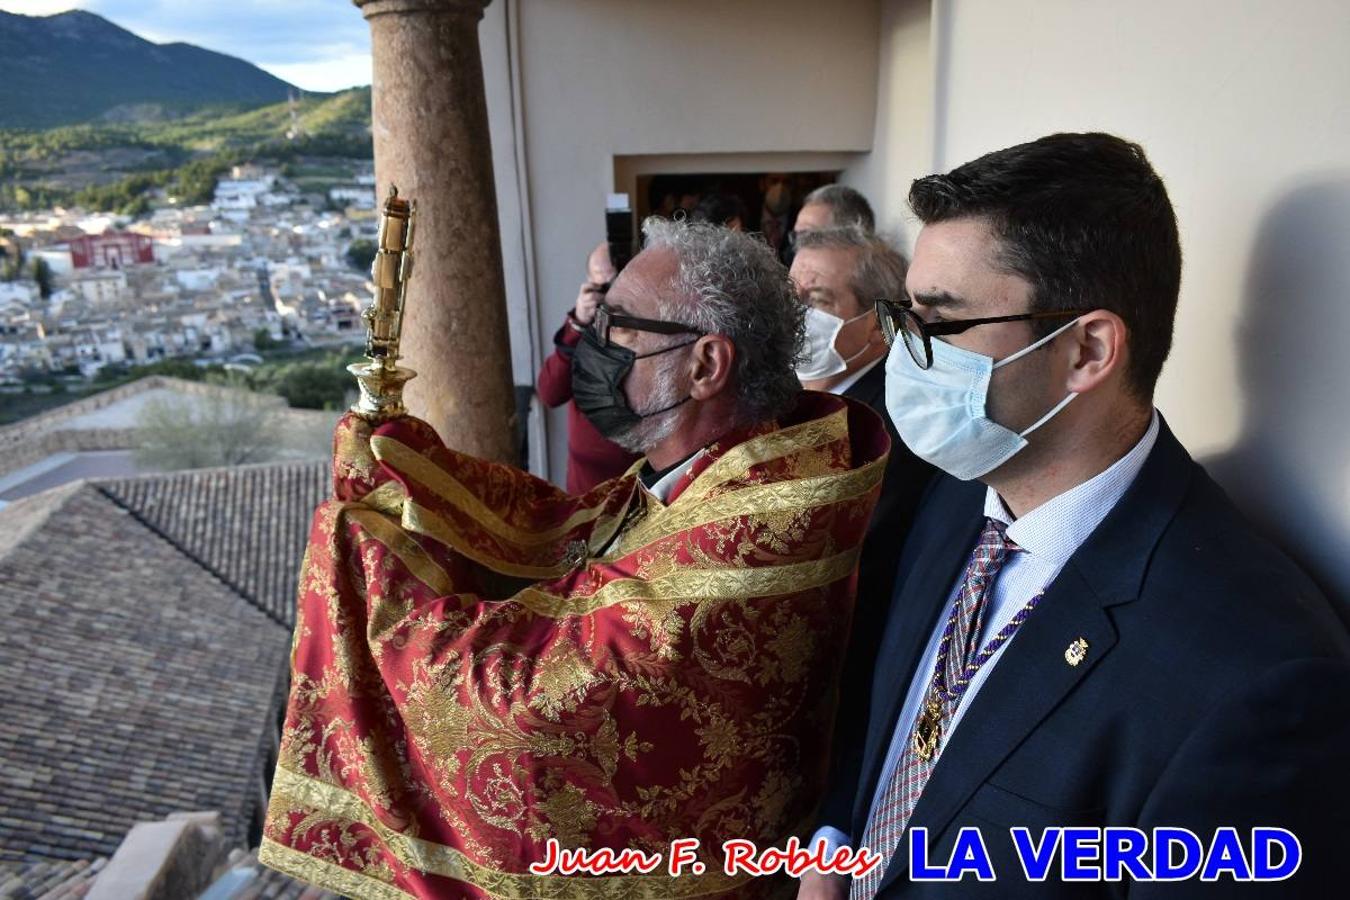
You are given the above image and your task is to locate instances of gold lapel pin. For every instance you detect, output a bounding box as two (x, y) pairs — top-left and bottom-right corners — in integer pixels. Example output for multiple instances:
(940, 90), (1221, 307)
(1064, 637), (1089, 667)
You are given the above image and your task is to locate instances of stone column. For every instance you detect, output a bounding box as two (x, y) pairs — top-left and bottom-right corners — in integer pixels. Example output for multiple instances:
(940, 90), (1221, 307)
(354, 0), (517, 462)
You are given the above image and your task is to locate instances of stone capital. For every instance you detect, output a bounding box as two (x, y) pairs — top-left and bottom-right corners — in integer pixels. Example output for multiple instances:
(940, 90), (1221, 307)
(353, 0), (490, 21)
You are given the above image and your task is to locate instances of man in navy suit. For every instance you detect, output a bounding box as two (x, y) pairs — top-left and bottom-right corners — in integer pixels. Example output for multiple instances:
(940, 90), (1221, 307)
(799, 132), (1349, 898)
(791, 226), (938, 841)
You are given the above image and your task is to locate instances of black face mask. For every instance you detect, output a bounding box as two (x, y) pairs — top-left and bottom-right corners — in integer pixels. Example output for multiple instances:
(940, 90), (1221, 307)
(571, 329), (694, 439)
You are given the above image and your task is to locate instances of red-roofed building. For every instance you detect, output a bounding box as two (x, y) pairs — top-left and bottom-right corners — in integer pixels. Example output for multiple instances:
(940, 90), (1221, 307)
(68, 232), (155, 270)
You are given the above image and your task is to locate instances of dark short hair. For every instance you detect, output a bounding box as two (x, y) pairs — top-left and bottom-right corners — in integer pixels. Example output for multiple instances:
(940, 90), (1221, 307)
(795, 225), (908, 316)
(802, 184), (876, 233)
(908, 132), (1181, 400)
(691, 192), (748, 228)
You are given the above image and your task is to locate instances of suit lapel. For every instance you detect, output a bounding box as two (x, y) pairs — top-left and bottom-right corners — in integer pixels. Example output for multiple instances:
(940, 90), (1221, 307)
(851, 481), (984, 833)
(871, 417), (1196, 891)
(875, 565), (1117, 888)
(842, 359), (887, 411)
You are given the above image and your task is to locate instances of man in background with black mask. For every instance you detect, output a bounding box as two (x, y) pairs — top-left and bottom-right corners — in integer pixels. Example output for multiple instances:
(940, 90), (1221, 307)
(536, 241), (640, 493)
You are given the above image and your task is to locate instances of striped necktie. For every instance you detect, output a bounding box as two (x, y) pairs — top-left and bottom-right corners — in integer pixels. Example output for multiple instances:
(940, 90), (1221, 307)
(850, 518), (1023, 898)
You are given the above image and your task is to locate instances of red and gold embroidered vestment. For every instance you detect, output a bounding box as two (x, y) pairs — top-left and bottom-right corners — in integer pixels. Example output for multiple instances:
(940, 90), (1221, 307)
(260, 391), (888, 898)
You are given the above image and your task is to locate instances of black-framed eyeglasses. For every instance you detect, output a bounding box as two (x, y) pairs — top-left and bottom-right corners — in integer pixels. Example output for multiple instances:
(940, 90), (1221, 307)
(591, 302), (704, 348)
(873, 298), (1080, 370)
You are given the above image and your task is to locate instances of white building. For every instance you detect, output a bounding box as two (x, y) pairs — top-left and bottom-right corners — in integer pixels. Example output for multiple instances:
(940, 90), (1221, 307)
(0, 283), (35, 308)
(175, 268), (222, 292)
(75, 214), (119, 235)
(328, 186), (376, 210)
(212, 177), (277, 212)
(0, 327), (52, 373)
(69, 325), (126, 377)
(268, 260), (312, 299)
(170, 231), (244, 250)
(67, 270), (128, 305)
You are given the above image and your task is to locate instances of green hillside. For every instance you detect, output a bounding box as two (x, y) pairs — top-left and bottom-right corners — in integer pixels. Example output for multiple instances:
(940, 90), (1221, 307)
(0, 88), (372, 214)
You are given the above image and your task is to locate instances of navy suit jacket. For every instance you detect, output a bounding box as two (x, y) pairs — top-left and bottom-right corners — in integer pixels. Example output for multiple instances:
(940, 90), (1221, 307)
(823, 416), (1350, 897)
(823, 363), (938, 831)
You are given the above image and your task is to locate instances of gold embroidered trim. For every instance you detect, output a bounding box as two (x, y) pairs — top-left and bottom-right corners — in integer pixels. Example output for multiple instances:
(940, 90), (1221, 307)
(513, 547), (861, 618)
(401, 499), (588, 581)
(370, 408), (849, 552)
(345, 506), (456, 596)
(606, 456), (885, 561)
(268, 766), (754, 898)
(371, 436), (614, 546)
(680, 407), (847, 504)
(360, 479), (408, 516)
(259, 838), (413, 900)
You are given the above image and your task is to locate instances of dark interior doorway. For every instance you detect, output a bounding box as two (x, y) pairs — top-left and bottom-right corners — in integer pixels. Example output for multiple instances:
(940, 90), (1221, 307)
(633, 169), (839, 262)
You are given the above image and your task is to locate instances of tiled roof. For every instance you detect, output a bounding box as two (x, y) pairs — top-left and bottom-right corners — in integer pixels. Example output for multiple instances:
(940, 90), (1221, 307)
(0, 856), (105, 899)
(0, 475), (303, 865)
(97, 460), (331, 628)
(210, 850), (341, 900)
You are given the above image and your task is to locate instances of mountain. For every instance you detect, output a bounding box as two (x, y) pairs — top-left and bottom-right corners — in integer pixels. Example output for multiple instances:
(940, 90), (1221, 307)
(0, 10), (300, 129)
(0, 86), (373, 213)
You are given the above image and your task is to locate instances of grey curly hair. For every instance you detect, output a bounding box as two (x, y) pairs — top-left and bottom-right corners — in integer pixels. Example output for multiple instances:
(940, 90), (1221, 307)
(641, 216), (803, 427)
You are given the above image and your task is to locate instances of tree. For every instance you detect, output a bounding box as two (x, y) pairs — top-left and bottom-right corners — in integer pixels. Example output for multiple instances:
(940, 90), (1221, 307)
(120, 195), (152, 218)
(1, 239), (24, 282)
(345, 239), (377, 273)
(134, 378), (284, 470)
(253, 327), (279, 352)
(30, 258), (53, 300)
(142, 358), (210, 380)
(258, 361), (354, 410)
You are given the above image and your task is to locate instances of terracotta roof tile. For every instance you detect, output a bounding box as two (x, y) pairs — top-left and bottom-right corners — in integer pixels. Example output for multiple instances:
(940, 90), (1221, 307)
(0, 855), (105, 899)
(0, 468), (317, 865)
(96, 460), (330, 628)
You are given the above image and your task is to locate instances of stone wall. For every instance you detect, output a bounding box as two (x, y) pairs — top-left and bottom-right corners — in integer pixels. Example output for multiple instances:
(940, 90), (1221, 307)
(0, 377), (336, 479)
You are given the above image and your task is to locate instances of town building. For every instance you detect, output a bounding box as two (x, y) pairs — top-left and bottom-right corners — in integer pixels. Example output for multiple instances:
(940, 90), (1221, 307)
(68, 231), (155, 270)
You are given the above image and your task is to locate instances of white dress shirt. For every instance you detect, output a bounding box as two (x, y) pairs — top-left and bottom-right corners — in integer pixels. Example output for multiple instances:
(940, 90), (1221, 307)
(642, 452), (699, 503)
(825, 356), (884, 397)
(814, 410), (1160, 854)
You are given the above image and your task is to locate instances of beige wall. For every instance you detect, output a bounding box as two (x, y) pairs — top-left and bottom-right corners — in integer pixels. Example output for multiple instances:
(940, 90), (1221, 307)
(481, 1), (535, 389)
(842, 0), (1350, 601)
(840, 0), (934, 253)
(479, 0), (1350, 601)
(480, 0), (882, 481)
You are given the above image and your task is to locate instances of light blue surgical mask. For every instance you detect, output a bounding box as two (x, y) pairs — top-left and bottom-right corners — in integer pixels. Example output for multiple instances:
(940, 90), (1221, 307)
(884, 317), (1080, 481)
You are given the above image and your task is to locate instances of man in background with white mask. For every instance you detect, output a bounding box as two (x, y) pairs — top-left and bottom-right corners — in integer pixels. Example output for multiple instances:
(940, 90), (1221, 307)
(800, 132), (1349, 899)
(791, 226), (937, 853)
(784, 184), (877, 267)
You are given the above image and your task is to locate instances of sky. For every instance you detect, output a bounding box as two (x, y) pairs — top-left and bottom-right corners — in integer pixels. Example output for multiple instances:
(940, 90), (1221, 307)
(0, 0), (372, 92)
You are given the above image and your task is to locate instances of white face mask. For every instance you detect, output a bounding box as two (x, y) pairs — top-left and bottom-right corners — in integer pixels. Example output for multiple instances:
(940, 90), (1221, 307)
(796, 305), (872, 381)
(884, 317), (1080, 481)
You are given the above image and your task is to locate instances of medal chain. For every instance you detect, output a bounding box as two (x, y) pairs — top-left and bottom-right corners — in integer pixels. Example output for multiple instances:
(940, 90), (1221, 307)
(913, 589), (1043, 760)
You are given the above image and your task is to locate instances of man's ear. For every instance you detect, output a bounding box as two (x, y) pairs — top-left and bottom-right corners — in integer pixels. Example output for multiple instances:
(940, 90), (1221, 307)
(1064, 310), (1128, 395)
(688, 334), (736, 401)
(863, 310), (886, 347)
